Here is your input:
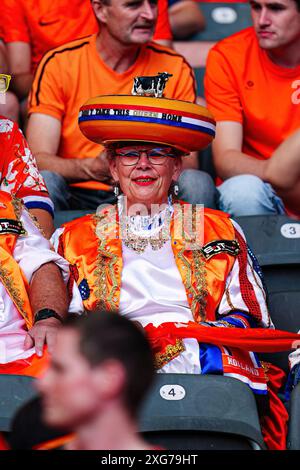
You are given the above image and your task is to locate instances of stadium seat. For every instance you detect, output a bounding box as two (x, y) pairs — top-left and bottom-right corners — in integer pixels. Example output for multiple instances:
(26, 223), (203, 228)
(192, 2), (252, 41)
(287, 383), (300, 450)
(236, 215), (300, 373)
(236, 215), (300, 451)
(138, 374), (265, 450)
(7, 396), (69, 450)
(194, 66), (206, 97)
(0, 375), (37, 432)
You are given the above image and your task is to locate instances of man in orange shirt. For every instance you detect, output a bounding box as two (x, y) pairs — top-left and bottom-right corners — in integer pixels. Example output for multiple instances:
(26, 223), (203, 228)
(204, 0), (300, 217)
(27, 0), (216, 211)
(1, 0), (172, 102)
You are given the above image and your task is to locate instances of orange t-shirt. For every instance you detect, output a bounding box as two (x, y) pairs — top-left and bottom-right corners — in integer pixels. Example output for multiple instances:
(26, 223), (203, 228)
(28, 35), (196, 190)
(1, 0), (171, 73)
(204, 27), (300, 161)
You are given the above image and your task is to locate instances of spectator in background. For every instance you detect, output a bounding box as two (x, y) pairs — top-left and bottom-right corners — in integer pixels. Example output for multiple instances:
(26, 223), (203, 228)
(0, 38), (19, 122)
(205, 0), (300, 218)
(37, 313), (155, 450)
(0, 190), (68, 377)
(27, 0), (215, 211)
(0, 117), (54, 237)
(1, 0), (172, 105)
(168, 0), (205, 39)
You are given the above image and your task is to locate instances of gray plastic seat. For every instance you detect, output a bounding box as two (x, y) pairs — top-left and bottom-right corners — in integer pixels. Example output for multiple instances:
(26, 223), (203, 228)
(287, 383), (300, 450)
(191, 2), (252, 42)
(236, 215), (300, 450)
(0, 374), (37, 431)
(236, 215), (300, 373)
(138, 374), (265, 450)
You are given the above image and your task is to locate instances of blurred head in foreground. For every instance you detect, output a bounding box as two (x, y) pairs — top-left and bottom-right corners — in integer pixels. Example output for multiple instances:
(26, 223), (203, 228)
(37, 312), (155, 450)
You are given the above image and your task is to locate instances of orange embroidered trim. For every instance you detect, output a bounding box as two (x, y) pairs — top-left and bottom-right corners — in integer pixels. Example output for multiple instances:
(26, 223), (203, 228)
(0, 263), (28, 320)
(93, 213), (119, 311)
(225, 287), (235, 311)
(215, 320), (236, 328)
(177, 247), (207, 322)
(191, 249), (207, 321)
(0, 198), (29, 321)
(175, 205), (207, 322)
(11, 195), (23, 219)
(154, 339), (185, 370)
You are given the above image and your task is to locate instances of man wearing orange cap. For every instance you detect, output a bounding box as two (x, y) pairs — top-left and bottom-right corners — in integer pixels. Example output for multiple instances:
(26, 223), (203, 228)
(52, 93), (300, 450)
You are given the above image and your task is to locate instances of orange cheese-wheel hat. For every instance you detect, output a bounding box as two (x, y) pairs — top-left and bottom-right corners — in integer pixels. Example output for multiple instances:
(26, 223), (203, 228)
(78, 95), (215, 154)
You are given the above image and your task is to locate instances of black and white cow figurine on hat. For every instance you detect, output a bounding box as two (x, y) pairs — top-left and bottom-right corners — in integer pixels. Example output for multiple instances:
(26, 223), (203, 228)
(132, 72), (173, 98)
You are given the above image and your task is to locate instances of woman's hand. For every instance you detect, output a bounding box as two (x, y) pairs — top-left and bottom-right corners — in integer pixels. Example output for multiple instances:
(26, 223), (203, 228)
(81, 150), (113, 184)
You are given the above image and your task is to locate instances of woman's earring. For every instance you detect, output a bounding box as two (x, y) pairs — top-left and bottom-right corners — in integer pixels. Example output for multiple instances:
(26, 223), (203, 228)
(173, 182), (179, 197)
(113, 184), (120, 197)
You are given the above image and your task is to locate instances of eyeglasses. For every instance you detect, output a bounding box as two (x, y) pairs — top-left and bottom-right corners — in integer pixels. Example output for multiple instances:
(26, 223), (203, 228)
(114, 147), (178, 166)
(0, 74), (11, 93)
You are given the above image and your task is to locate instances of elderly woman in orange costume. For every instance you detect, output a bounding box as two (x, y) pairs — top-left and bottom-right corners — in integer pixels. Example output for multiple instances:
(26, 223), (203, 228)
(53, 93), (299, 450)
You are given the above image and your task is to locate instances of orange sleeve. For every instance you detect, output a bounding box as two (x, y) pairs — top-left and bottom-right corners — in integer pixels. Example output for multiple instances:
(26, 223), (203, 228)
(154, 0), (172, 40)
(173, 59), (197, 103)
(204, 47), (243, 123)
(2, 0), (30, 43)
(28, 51), (66, 120)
